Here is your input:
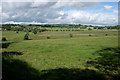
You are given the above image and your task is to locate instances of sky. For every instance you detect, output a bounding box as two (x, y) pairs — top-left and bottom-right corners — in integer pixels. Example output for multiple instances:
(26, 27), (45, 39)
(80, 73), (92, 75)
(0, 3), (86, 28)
(1, 0), (119, 26)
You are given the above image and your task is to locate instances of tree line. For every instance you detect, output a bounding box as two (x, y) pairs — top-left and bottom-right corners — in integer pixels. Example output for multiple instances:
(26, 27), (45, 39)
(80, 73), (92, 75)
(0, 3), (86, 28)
(1, 24), (120, 33)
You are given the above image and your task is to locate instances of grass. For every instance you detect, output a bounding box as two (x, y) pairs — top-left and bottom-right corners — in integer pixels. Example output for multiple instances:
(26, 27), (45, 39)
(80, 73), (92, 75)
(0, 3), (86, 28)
(1, 30), (118, 80)
(2, 30), (118, 71)
(1, 30), (118, 41)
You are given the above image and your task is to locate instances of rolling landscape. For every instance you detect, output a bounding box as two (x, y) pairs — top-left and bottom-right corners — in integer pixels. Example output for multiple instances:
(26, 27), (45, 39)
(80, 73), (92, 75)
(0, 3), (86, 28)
(1, 1), (120, 80)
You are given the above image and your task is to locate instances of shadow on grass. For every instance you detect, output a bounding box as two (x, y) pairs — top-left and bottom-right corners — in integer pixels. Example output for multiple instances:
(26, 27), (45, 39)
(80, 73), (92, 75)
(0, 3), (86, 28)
(0, 41), (13, 48)
(2, 58), (41, 80)
(2, 51), (23, 56)
(39, 68), (106, 80)
(86, 47), (120, 80)
(2, 51), (107, 80)
(2, 56), (40, 80)
(2, 51), (23, 59)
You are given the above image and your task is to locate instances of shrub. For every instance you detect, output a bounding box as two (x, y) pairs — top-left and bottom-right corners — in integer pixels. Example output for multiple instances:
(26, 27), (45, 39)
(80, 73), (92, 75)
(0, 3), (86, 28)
(16, 31), (19, 33)
(24, 33), (29, 40)
(69, 34), (73, 38)
(33, 30), (37, 34)
(1, 41), (13, 48)
(105, 34), (108, 36)
(88, 28), (92, 30)
(89, 34), (92, 36)
(47, 36), (50, 39)
(2, 37), (7, 41)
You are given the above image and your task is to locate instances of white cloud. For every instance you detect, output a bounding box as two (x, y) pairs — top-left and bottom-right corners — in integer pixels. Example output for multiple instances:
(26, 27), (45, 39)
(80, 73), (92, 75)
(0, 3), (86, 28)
(59, 11), (65, 15)
(2, 13), (9, 19)
(104, 5), (113, 10)
(113, 10), (118, 13)
(2, 2), (118, 25)
(73, 11), (117, 25)
(46, 10), (117, 25)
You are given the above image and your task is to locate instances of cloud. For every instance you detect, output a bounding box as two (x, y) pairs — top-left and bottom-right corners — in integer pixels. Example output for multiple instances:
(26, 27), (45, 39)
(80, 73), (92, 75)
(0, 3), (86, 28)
(3, 0), (119, 2)
(113, 10), (118, 13)
(33, 8), (117, 25)
(1, 2), (118, 25)
(30, 0), (57, 8)
(104, 5), (113, 10)
(46, 10), (117, 25)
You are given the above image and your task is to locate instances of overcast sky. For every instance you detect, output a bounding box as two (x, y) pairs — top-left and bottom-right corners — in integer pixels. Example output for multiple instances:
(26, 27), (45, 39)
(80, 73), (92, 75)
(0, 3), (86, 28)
(1, 0), (119, 25)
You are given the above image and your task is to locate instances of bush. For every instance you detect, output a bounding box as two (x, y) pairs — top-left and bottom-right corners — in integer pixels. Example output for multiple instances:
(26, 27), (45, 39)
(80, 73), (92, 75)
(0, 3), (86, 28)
(16, 31), (19, 33)
(69, 34), (73, 38)
(88, 28), (92, 30)
(24, 33), (29, 40)
(33, 30), (37, 34)
(47, 36), (50, 39)
(1, 41), (13, 48)
(89, 34), (92, 36)
(2, 37), (7, 41)
(105, 34), (108, 36)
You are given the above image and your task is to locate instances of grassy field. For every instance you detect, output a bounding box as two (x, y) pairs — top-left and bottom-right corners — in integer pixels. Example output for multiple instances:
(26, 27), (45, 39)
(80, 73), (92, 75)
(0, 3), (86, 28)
(2, 30), (118, 41)
(1, 30), (118, 71)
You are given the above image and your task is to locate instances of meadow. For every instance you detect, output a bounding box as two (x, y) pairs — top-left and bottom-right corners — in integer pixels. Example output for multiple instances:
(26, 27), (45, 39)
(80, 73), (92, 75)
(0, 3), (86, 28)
(1, 30), (119, 80)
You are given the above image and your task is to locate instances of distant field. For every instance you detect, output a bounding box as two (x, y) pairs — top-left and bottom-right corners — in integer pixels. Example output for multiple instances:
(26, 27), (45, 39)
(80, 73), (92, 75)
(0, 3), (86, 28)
(1, 30), (118, 41)
(1, 30), (118, 71)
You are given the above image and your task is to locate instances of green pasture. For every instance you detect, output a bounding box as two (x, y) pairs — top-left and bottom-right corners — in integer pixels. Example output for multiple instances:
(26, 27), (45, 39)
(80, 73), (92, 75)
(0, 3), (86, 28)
(2, 30), (118, 41)
(1, 30), (118, 71)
